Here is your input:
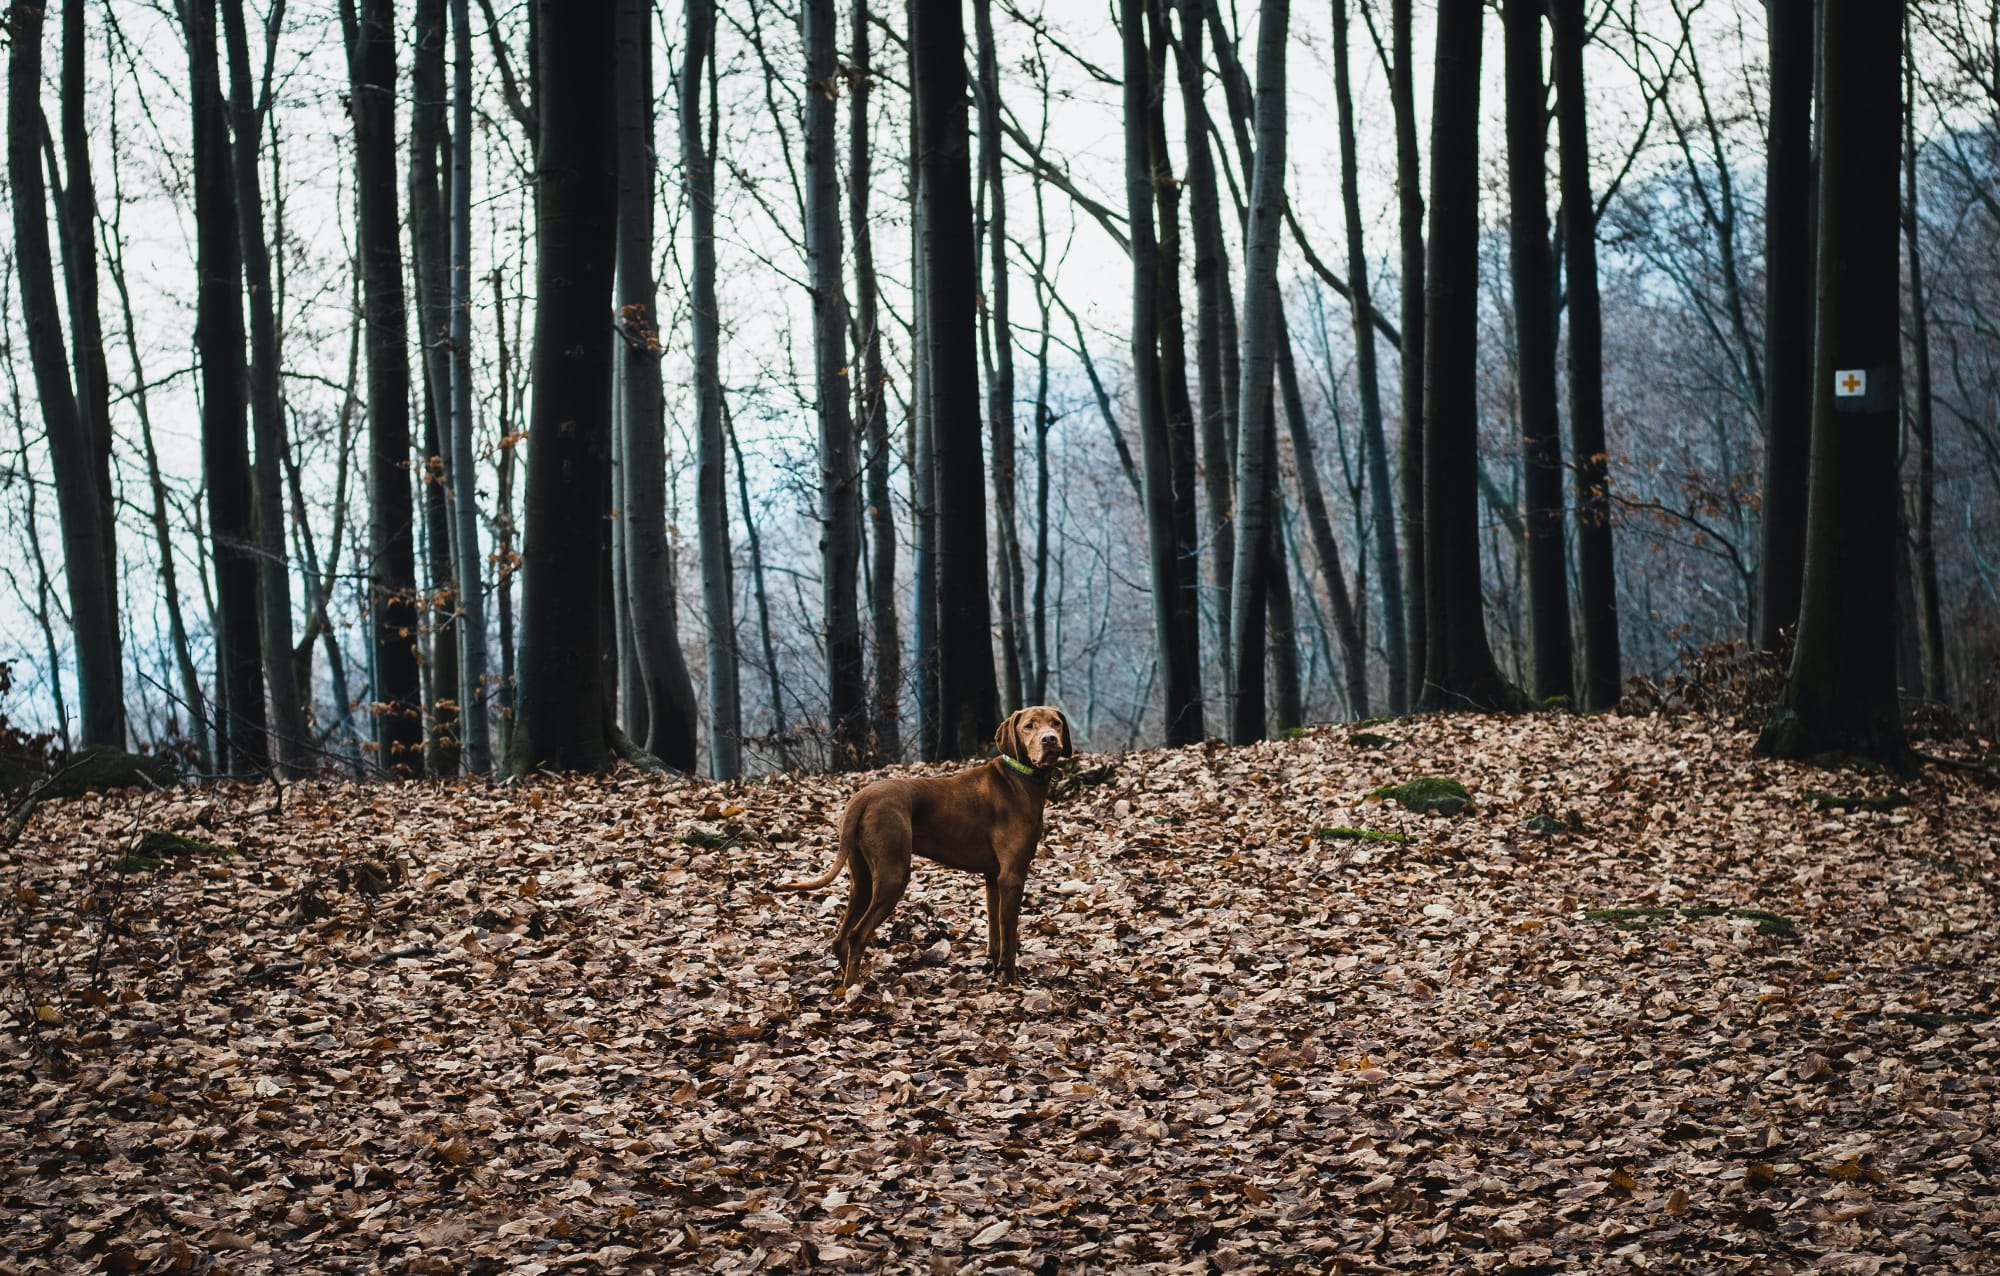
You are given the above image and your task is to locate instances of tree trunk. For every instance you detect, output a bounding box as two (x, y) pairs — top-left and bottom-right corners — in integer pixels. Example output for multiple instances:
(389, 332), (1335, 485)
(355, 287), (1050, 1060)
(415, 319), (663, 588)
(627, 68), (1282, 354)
(1146, 0), (1205, 736)
(683, 0), (742, 778)
(10, 1), (122, 749)
(1550, 0), (1622, 711)
(1122, 0), (1204, 746)
(1332, 0), (1407, 713)
(1170, 0), (1237, 684)
(187, 0), (269, 772)
(913, 0), (999, 757)
(218, 0), (309, 773)
(448, 0), (493, 771)
(972, 0), (1029, 716)
(1388, 0), (1427, 712)
(1902, 26), (1945, 703)
(1228, 0), (1289, 744)
(56, 0), (124, 735)
(909, 16), (940, 759)
(1503, 0), (1573, 705)
(506, 0), (620, 774)
(1278, 307), (1368, 718)
(1755, 0), (1815, 651)
(806, 0), (867, 767)
(614, 0), (698, 770)
(421, 392), (461, 776)
(1756, 0), (1910, 769)
(343, 0), (423, 774)
(1266, 476), (1302, 733)
(1420, 0), (1519, 712)
(851, 0), (901, 761)
(729, 408), (792, 770)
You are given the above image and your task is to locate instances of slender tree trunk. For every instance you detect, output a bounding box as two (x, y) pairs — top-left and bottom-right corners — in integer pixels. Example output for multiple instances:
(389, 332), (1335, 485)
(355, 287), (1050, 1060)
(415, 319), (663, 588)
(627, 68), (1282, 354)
(1756, 0), (1910, 769)
(851, 0), (901, 761)
(914, 0), (1000, 756)
(1266, 489), (1302, 731)
(1902, 27), (1945, 703)
(909, 18), (940, 760)
(729, 408), (792, 770)
(1171, 0), (1237, 683)
(972, 0), (1029, 716)
(1503, 0), (1573, 705)
(219, 0), (308, 773)
(1755, 0), (1815, 650)
(1331, 0), (1406, 712)
(1278, 307), (1368, 717)
(10, 2), (122, 749)
(57, 0), (124, 733)
(1228, 0), (1290, 744)
(1121, 0), (1204, 745)
(1550, 0), (1621, 711)
(805, 0), (866, 766)
(1384, 0), (1426, 712)
(421, 394), (461, 775)
(614, 0), (698, 770)
(1421, 0), (1518, 712)
(683, 0), (742, 777)
(448, 0), (492, 771)
(492, 267), (519, 743)
(343, 0), (423, 774)
(187, 0), (269, 771)
(506, 0), (619, 773)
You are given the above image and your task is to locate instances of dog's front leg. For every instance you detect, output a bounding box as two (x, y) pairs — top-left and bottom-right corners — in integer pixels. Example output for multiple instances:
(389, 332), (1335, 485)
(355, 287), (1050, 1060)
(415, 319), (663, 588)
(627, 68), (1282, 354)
(983, 875), (1003, 970)
(994, 869), (1026, 984)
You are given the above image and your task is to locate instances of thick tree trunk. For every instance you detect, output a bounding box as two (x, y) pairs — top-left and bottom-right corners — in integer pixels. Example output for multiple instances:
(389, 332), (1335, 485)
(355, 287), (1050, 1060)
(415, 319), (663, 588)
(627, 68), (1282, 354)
(1504, 0), (1573, 705)
(1170, 0), (1237, 683)
(1550, 0), (1622, 711)
(682, 0), (742, 777)
(1122, 0), (1204, 746)
(851, 0), (901, 761)
(506, 0), (620, 774)
(448, 0), (493, 771)
(1147, 0), (1206, 737)
(1228, 0), (1289, 744)
(343, 0), (423, 774)
(1420, 0), (1519, 712)
(1755, 0), (1815, 651)
(188, 0), (269, 772)
(913, 0), (1000, 757)
(806, 0), (867, 767)
(1902, 30), (1945, 704)
(614, 0), (698, 770)
(1756, 0), (1910, 769)
(11, 2), (122, 750)
(1332, 0), (1407, 713)
(219, 0), (308, 773)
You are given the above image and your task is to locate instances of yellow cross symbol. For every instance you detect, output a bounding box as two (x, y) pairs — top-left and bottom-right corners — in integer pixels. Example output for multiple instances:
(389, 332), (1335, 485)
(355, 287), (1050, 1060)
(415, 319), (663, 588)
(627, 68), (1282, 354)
(1840, 372), (1862, 394)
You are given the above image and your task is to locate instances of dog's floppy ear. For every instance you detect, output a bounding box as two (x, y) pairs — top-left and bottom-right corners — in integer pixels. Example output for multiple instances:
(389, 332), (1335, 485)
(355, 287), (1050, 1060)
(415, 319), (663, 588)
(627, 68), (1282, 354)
(992, 709), (1024, 761)
(1057, 711), (1074, 758)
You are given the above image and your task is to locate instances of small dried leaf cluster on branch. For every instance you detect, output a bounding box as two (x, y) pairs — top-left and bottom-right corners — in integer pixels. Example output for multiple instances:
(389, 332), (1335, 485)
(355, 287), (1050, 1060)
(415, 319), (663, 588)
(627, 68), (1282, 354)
(2, 714), (1996, 1273)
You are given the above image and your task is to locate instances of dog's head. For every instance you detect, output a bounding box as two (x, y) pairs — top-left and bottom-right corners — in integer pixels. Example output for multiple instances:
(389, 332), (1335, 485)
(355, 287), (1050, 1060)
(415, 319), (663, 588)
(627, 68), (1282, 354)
(996, 706), (1073, 771)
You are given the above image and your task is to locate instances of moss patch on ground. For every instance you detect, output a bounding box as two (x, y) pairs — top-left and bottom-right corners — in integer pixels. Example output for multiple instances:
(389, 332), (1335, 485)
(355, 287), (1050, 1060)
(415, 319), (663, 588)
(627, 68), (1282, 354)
(1585, 904), (1797, 936)
(1315, 826), (1412, 845)
(1368, 777), (1472, 815)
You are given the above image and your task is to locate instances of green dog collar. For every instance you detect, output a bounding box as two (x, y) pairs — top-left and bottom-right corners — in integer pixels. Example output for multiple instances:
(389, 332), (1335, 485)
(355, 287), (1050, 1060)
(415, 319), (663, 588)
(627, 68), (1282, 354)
(999, 753), (1048, 780)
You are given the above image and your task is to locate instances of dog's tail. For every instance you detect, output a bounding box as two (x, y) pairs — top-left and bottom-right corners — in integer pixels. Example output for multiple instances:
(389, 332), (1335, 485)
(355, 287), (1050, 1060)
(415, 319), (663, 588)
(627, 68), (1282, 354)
(774, 842), (848, 892)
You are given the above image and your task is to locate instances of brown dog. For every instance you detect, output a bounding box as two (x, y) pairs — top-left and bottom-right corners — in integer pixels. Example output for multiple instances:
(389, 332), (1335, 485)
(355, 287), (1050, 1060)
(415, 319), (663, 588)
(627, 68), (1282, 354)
(777, 706), (1073, 987)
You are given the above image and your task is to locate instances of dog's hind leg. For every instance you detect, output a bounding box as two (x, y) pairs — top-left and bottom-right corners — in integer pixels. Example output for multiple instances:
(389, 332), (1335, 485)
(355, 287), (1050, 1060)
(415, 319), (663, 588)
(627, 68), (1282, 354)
(830, 850), (873, 984)
(841, 806), (912, 987)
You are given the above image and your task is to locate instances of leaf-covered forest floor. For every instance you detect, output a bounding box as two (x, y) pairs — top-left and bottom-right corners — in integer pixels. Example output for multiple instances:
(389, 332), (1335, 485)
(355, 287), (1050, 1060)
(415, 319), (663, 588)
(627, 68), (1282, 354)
(3, 713), (1996, 1274)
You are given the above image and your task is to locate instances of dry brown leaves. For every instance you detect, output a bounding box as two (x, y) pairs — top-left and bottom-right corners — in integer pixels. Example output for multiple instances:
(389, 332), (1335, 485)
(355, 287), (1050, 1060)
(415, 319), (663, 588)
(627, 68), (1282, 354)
(2, 714), (1996, 1274)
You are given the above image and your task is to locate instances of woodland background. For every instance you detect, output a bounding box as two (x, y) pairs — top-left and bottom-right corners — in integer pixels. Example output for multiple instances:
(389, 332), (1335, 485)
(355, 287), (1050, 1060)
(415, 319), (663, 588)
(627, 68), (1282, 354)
(2, 0), (1998, 777)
